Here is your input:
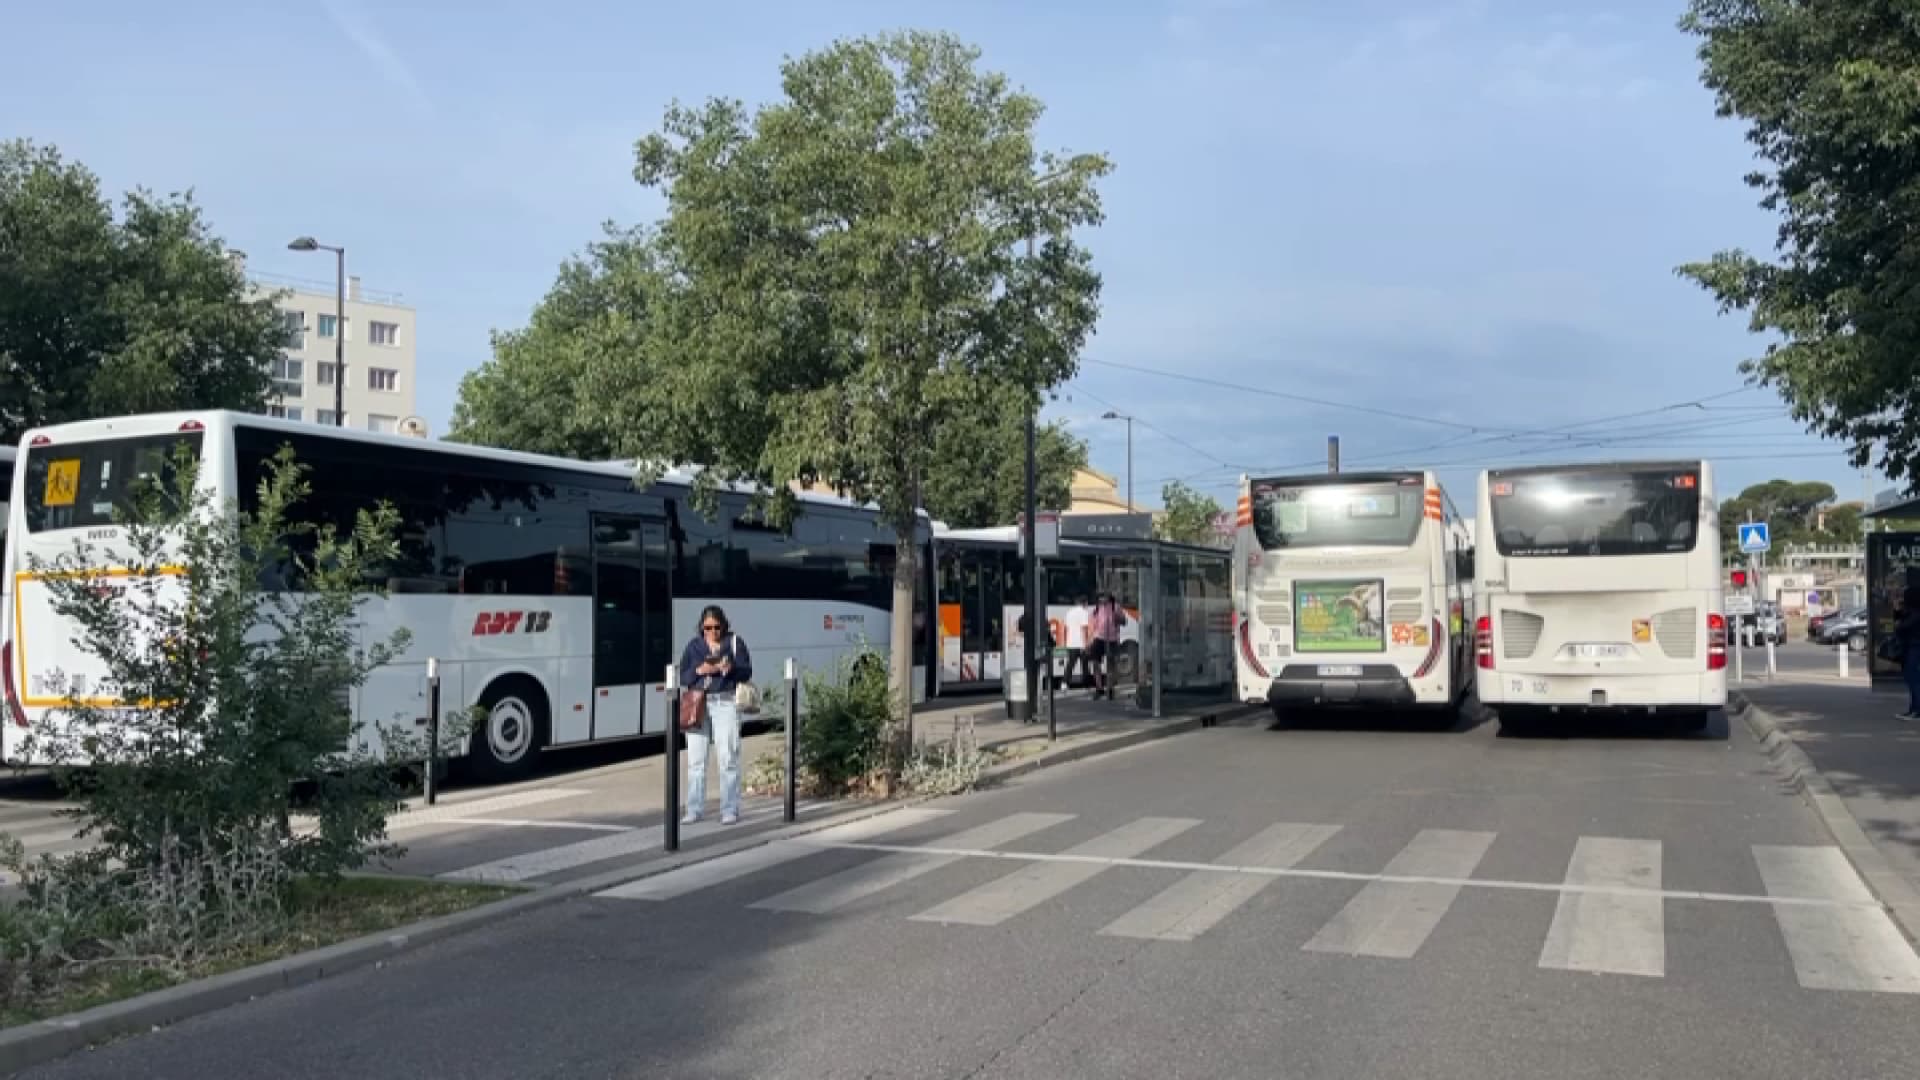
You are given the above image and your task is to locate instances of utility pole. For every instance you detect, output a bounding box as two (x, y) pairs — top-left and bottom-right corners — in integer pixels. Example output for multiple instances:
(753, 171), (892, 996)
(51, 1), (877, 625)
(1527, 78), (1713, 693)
(1327, 435), (1340, 474)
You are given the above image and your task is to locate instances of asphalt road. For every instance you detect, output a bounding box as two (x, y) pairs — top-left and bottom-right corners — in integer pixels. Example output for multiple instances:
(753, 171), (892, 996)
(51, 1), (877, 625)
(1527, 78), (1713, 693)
(26, 697), (1920, 1080)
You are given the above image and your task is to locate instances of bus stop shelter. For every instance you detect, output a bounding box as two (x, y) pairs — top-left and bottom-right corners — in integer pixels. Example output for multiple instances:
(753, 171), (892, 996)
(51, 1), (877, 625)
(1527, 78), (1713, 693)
(936, 517), (1234, 717)
(1863, 489), (1920, 689)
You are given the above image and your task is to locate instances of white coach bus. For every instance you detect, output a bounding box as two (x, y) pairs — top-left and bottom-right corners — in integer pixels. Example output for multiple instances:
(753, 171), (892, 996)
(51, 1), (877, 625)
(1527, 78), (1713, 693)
(1233, 470), (1471, 721)
(1473, 460), (1726, 734)
(2, 412), (929, 781)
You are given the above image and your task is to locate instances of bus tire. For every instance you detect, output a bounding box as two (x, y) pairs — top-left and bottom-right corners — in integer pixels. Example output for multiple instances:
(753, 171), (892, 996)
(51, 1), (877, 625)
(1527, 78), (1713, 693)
(471, 677), (548, 783)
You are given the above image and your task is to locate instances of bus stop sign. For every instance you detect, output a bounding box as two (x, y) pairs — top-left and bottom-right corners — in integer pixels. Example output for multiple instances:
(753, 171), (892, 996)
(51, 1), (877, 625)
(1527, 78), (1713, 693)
(1738, 522), (1771, 553)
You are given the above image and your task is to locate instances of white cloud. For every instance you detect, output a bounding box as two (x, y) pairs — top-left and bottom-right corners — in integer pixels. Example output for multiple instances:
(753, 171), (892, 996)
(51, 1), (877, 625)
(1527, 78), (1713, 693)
(321, 0), (432, 120)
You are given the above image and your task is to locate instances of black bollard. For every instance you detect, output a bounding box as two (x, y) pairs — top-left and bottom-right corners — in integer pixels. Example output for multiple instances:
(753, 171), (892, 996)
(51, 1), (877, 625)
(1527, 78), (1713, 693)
(664, 664), (680, 853)
(1047, 653), (1057, 742)
(783, 657), (799, 823)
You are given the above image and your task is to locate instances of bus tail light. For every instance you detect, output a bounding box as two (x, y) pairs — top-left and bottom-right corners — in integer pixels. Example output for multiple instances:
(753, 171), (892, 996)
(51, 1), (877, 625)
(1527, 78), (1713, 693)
(1238, 617), (1269, 679)
(1475, 616), (1494, 670)
(1707, 612), (1728, 671)
(1, 641), (25, 728)
(27, 435), (50, 447)
(1414, 618), (1445, 678)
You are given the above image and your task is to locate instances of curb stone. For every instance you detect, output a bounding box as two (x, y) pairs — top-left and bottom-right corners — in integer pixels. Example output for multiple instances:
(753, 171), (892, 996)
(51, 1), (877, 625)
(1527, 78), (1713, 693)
(0, 702), (1245, 1074)
(1730, 692), (1920, 946)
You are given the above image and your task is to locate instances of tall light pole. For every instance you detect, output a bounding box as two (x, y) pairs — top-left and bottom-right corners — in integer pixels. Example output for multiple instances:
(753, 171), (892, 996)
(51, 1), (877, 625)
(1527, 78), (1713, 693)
(1101, 411), (1134, 512)
(287, 236), (345, 426)
(1024, 233), (1041, 724)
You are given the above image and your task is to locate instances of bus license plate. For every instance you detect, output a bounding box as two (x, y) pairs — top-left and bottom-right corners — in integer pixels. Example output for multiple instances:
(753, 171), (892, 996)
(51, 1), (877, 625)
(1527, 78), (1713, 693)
(1572, 644), (1628, 659)
(1317, 665), (1364, 678)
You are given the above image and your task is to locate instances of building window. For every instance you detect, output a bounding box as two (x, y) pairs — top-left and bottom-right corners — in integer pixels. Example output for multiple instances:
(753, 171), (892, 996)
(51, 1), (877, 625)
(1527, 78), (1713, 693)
(280, 310), (306, 349)
(316, 314), (349, 340)
(318, 363), (337, 386)
(367, 414), (398, 434)
(368, 367), (400, 392)
(268, 405), (304, 422)
(269, 356), (303, 399)
(369, 321), (400, 346)
(316, 410), (345, 426)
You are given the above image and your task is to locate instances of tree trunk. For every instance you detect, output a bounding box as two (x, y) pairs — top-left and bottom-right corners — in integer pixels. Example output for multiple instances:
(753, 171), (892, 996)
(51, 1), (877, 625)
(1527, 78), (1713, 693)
(888, 524), (919, 754)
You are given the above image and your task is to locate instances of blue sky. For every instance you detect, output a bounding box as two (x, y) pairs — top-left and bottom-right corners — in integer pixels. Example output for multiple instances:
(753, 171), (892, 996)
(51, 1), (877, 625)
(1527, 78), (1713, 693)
(0, 0), (1877, 512)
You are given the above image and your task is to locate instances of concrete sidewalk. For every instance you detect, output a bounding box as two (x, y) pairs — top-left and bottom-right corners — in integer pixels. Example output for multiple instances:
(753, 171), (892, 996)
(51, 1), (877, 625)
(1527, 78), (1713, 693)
(1740, 673), (1920, 895)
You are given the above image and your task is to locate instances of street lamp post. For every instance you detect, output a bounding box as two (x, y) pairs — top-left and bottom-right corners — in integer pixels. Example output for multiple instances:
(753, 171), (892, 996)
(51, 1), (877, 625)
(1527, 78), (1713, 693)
(1024, 234), (1041, 725)
(287, 237), (346, 427)
(1101, 411), (1134, 512)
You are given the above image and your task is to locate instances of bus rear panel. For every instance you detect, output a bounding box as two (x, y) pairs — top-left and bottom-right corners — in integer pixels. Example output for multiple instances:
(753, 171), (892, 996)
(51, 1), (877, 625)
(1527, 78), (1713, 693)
(1236, 472), (1468, 714)
(1473, 461), (1726, 719)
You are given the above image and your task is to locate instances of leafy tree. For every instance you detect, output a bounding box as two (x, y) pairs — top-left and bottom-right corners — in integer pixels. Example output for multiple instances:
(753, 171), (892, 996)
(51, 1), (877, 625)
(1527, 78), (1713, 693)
(922, 387), (1087, 527)
(448, 225), (668, 459)
(26, 448), (416, 879)
(1678, 2), (1920, 484)
(625, 31), (1110, 727)
(450, 229), (1089, 528)
(1821, 503), (1863, 543)
(1156, 481), (1226, 547)
(0, 140), (280, 441)
(1719, 478), (1840, 555)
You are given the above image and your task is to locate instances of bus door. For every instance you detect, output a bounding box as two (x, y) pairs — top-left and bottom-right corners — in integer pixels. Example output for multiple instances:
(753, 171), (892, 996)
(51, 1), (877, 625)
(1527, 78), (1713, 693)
(590, 515), (672, 740)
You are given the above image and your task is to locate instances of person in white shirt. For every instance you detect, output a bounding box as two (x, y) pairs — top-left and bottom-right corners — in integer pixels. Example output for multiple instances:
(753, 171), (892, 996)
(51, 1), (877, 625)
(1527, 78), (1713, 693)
(1063, 596), (1092, 689)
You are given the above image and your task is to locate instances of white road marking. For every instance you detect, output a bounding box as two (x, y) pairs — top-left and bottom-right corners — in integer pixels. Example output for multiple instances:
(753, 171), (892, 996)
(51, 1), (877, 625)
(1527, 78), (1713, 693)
(752, 813), (1075, 915)
(1302, 829), (1497, 959)
(1754, 845), (1920, 993)
(822, 840), (1876, 910)
(1101, 822), (1342, 942)
(596, 808), (953, 901)
(382, 789), (593, 833)
(442, 802), (787, 883)
(910, 817), (1200, 927)
(1538, 837), (1665, 978)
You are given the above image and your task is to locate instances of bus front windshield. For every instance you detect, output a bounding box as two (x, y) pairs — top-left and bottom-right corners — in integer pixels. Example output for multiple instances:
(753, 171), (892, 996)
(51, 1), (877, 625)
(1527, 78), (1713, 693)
(1251, 479), (1424, 551)
(1489, 466), (1701, 557)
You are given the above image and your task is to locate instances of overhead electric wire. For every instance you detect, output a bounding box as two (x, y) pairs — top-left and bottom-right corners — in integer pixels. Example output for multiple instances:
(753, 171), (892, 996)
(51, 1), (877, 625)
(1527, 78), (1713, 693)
(1065, 383), (1253, 471)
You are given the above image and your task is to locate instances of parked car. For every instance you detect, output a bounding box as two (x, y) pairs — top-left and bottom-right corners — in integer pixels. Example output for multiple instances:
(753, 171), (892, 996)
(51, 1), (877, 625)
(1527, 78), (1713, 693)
(1818, 608), (1870, 652)
(1737, 602), (1785, 645)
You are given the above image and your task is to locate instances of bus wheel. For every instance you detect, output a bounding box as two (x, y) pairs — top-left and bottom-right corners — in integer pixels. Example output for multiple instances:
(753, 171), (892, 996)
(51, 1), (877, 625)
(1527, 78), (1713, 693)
(472, 678), (547, 783)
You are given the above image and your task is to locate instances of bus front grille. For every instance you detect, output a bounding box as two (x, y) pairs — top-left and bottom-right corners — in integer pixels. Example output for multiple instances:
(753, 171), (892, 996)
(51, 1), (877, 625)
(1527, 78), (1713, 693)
(1501, 611), (1546, 659)
(1653, 608), (1698, 658)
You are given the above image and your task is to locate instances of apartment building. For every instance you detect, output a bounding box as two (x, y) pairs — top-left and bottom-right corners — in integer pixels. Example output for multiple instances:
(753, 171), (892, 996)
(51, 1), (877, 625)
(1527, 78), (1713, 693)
(237, 253), (418, 432)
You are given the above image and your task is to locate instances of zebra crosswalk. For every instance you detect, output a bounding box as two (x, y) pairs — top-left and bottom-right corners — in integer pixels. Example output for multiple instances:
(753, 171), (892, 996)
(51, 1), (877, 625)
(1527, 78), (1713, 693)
(594, 810), (1920, 996)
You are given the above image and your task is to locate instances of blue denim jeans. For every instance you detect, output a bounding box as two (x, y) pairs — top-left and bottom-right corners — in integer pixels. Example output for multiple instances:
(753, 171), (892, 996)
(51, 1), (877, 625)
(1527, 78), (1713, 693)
(686, 694), (742, 820)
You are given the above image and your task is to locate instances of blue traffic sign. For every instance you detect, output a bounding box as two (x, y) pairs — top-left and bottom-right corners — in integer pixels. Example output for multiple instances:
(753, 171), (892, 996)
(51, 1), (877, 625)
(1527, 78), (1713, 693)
(1738, 522), (1771, 553)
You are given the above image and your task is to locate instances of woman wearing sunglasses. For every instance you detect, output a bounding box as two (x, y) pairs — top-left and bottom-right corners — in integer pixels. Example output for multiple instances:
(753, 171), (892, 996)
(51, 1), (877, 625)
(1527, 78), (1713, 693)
(678, 605), (754, 825)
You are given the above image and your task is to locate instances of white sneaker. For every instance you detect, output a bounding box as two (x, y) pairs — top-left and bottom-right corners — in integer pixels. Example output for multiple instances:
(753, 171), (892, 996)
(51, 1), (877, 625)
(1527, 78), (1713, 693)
(682, 812), (702, 825)
(720, 812), (739, 826)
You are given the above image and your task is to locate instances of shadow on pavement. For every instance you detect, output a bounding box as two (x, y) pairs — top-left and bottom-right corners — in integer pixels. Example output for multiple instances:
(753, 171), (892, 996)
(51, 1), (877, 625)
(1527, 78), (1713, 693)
(1265, 701), (1486, 735)
(1488, 709), (1728, 743)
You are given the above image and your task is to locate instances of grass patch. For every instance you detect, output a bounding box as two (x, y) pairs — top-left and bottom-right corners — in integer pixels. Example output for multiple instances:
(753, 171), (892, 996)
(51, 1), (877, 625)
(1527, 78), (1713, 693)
(1, 875), (518, 1029)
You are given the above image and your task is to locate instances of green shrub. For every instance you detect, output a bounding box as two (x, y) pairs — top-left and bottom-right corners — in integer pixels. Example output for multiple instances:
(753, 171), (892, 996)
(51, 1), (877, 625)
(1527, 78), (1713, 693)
(22, 446), (415, 879)
(797, 650), (892, 793)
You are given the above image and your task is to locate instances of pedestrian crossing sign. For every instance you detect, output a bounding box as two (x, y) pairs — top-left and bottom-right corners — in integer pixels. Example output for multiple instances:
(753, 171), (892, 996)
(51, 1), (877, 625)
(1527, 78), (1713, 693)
(1737, 522), (1770, 553)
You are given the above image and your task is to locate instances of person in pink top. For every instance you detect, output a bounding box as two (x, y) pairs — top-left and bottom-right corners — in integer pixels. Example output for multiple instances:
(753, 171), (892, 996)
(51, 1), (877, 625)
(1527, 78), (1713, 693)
(1087, 592), (1123, 700)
